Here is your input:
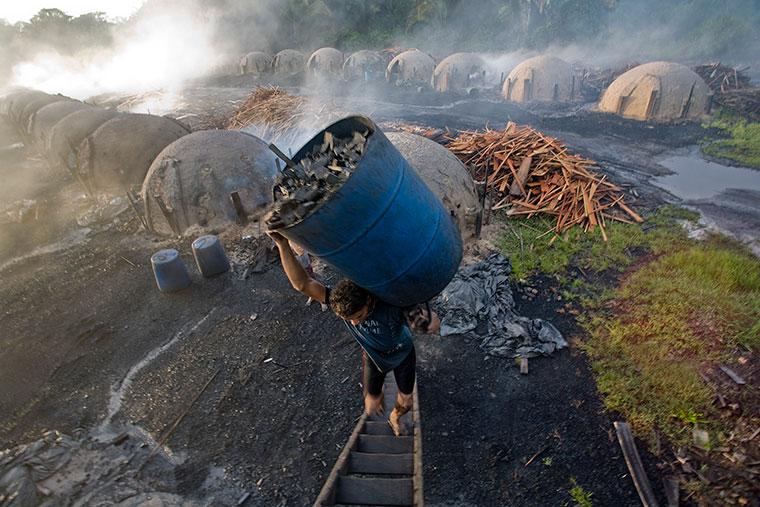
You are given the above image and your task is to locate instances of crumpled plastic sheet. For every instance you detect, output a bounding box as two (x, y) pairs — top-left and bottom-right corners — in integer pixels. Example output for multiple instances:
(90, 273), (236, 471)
(0, 429), (82, 505)
(438, 252), (567, 358)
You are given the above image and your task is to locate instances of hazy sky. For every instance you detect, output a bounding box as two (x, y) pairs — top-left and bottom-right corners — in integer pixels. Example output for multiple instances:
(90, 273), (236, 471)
(0, 1), (146, 23)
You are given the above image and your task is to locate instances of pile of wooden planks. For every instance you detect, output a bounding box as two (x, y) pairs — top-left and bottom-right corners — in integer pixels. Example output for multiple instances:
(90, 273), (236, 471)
(225, 86), (344, 144)
(712, 88), (760, 121)
(379, 120), (448, 140)
(445, 122), (643, 241)
(578, 62), (639, 99)
(692, 62), (751, 93)
(692, 63), (760, 120)
(379, 46), (407, 62)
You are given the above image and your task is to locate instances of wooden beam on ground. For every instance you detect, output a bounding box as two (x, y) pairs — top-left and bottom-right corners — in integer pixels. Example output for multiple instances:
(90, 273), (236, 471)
(137, 369), (220, 475)
(614, 421), (660, 507)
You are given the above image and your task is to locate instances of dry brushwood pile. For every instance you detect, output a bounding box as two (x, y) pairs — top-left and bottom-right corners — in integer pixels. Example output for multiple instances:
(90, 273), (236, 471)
(693, 62), (752, 92)
(577, 62), (639, 99)
(692, 62), (760, 120)
(446, 122), (644, 241)
(378, 120), (447, 140)
(226, 86), (345, 145)
(266, 130), (368, 230)
(379, 46), (407, 62)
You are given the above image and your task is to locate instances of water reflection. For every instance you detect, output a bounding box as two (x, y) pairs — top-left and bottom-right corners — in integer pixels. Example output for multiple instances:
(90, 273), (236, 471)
(656, 156), (760, 201)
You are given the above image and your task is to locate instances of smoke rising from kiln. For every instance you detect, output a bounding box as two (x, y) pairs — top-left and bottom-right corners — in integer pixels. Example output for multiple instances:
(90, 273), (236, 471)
(4, 0), (760, 102)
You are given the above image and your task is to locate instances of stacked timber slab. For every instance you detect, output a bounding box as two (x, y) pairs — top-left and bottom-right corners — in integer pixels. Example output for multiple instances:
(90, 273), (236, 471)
(314, 376), (422, 506)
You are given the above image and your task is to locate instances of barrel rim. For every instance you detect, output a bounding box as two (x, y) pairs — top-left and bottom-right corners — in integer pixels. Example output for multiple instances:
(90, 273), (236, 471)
(271, 115), (378, 233)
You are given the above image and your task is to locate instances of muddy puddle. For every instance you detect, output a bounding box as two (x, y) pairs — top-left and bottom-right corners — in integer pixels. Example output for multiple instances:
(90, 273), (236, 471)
(649, 147), (760, 255)
(656, 153), (760, 200)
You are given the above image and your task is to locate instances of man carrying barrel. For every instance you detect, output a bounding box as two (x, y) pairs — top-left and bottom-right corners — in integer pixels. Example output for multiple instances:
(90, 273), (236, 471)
(267, 228), (440, 436)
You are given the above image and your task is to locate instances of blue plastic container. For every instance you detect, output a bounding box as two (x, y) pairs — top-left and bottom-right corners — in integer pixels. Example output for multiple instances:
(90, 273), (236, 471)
(151, 249), (191, 293)
(273, 115), (462, 307)
(192, 235), (230, 277)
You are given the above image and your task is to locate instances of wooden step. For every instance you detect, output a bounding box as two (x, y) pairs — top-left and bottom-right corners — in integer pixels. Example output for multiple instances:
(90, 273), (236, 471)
(336, 476), (413, 506)
(364, 420), (394, 435)
(383, 389), (398, 407)
(314, 375), (422, 506)
(349, 451), (413, 475)
(358, 434), (413, 454)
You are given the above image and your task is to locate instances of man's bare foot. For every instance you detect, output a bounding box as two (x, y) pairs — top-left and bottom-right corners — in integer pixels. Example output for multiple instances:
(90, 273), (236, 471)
(388, 413), (410, 436)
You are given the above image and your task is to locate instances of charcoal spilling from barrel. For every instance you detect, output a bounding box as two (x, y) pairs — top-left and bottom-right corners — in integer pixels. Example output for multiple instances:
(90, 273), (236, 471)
(267, 130), (368, 229)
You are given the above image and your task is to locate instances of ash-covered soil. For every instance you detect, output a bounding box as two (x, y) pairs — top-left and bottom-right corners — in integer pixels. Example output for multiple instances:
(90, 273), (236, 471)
(3, 82), (753, 506)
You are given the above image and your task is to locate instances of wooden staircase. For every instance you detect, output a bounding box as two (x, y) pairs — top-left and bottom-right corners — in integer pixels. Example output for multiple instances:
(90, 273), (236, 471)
(313, 376), (423, 506)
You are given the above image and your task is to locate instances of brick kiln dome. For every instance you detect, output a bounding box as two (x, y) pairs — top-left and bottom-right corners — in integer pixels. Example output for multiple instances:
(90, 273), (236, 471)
(77, 113), (191, 194)
(386, 50), (435, 86)
(272, 49), (307, 75)
(47, 108), (118, 177)
(27, 100), (93, 153)
(501, 55), (578, 103)
(386, 131), (480, 241)
(432, 52), (486, 92)
(597, 61), (710, 121)
(0, 89), (48, 120)
(240, 51), (272, 75)
(306, 47), (344, 77)
(342, 50), (387, 81)
(18, 95), (74, 135)
(141, 130), (278, 236)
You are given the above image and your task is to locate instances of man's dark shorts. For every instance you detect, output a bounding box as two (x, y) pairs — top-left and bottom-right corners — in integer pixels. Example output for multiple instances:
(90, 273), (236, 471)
(363, 345), (416, 396)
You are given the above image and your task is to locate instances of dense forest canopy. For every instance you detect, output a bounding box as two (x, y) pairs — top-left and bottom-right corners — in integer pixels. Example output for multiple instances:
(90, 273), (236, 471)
(1, 0), (759, 88)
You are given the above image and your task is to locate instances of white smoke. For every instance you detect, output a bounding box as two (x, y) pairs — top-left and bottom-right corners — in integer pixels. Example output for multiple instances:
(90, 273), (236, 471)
(9, 2), (219, 106)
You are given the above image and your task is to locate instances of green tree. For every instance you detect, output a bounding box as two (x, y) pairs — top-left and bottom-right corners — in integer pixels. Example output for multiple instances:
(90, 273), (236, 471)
(280, 0), (333, 46)
(0, 20), (20, 86)
(70, 12), (114, 50)
(406, 0), (461, 31)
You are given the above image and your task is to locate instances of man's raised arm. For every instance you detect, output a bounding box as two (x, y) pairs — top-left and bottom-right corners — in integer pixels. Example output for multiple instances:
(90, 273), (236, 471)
(266, 230), (327, 304)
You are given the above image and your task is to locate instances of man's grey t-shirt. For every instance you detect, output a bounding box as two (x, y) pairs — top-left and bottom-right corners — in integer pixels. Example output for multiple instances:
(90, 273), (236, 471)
(327, 288), (413, 373)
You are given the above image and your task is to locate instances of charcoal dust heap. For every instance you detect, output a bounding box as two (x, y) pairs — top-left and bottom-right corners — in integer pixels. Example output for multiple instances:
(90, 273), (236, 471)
(267, 130), (369, 229)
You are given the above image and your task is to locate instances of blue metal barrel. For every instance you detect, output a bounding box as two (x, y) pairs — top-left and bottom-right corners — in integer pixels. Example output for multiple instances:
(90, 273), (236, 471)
(273, 115), (462, 306)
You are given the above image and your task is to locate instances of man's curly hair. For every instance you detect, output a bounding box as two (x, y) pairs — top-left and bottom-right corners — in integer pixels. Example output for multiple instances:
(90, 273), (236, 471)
(331, 280), (370, 318)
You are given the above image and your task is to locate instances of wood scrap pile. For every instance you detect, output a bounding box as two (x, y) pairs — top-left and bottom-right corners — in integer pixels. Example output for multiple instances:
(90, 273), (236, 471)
(225, 86), (344, 145)
(693, 62), (751, 92)
(445, 122), (643, 241)
(692, 63), (760, 120)
(577, 62), (639, 100)
(711, 88), (760, 121)
(379, 47), (407, 63)
(378, 120), (447, 140)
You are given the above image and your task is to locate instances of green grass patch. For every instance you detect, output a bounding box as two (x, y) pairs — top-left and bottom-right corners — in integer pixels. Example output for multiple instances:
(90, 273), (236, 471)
(495, 205), (697, 281)
(701, 109), (760, 168)
(495, 204), (760, 458)
(580, 240), (760, 446)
